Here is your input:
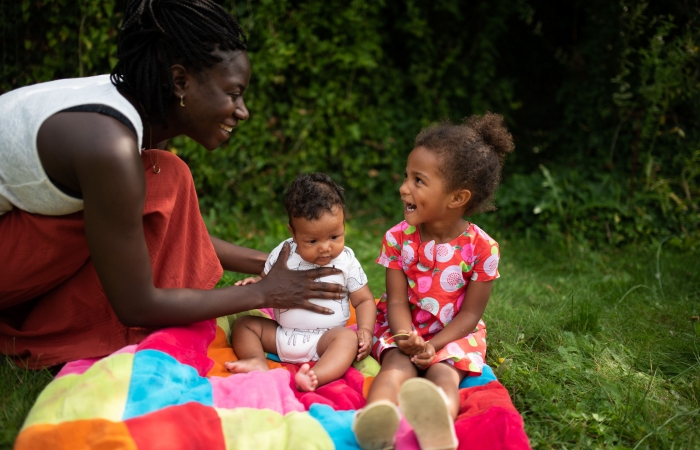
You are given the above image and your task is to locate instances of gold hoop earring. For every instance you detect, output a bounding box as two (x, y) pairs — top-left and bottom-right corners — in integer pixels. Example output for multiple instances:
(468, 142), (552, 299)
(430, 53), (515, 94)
(180, 94), (185, 107)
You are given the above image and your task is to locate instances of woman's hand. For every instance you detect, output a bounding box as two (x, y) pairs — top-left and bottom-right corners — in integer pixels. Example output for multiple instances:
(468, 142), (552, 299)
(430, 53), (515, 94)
(256, 242), (346, 315)
(395, 330), (426, 356)
(411, 342), (436, 370)
(234, 276), (261, 286)
(356, 327), (373, 361)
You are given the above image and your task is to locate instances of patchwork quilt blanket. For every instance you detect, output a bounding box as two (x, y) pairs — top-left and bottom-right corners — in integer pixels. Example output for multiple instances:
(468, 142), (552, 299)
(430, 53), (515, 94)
(15, 308), (530, 449)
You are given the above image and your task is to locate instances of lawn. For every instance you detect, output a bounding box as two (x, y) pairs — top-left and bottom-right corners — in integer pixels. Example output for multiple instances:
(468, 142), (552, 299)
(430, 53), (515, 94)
(1, 217), (698, 449)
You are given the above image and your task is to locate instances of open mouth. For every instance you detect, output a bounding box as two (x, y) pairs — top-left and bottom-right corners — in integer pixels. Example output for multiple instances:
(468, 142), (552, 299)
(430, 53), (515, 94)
(219, 124), (233, 133)
(405, 202), (417, 212)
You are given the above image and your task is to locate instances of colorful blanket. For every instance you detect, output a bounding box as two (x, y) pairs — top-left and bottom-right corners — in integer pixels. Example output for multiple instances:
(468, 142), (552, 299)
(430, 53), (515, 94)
(15, 309), (530, 449)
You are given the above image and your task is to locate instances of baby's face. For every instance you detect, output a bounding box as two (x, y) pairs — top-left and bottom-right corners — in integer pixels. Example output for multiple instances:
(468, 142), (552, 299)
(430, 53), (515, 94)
(288, 206), (345, 266)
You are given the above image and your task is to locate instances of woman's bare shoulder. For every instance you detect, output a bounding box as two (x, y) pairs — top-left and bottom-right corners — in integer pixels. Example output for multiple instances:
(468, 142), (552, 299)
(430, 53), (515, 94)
(37, 111), (142, 194)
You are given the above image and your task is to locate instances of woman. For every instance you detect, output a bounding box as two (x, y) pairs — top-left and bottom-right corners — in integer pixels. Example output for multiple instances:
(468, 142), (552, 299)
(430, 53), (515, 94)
(0, 0), (345, 368)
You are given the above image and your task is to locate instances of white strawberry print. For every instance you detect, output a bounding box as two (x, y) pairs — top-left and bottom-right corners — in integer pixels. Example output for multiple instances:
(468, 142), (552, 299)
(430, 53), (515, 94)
(440, 265), (464, 292)
(402, 245), (415, 268)
(419, 297), (440, 314)
(435, 244), (455, 263)
(385, 230), (398, 248)
(423, 240), (435, 261)
(483, 252), (499, 277)
(439, 303), (455, 323)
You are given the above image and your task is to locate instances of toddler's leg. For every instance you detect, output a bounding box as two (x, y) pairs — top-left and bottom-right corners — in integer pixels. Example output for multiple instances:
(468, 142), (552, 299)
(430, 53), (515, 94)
(354, 349), (416, 450)
(295, 326), (358, 391)
(397, 363), (466, 450)
(424, 362), (467, 419)
(225, 315), (279, 374)
(366, 348), (417, 405)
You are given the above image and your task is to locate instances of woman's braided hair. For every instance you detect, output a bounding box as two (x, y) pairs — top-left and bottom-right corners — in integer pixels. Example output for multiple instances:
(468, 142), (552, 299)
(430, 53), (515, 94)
(415, 112), (515, 216)
(285, 173), (346, 227)
(110, 0), (247, 125)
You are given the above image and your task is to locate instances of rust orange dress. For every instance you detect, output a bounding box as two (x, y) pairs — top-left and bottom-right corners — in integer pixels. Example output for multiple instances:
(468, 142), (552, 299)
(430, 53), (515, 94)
(0, 150), (223, 368)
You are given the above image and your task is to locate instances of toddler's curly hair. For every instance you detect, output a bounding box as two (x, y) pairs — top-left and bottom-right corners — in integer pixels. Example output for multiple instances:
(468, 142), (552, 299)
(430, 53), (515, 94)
(415, 112), (515, 215)
(285, 173), (346, 226)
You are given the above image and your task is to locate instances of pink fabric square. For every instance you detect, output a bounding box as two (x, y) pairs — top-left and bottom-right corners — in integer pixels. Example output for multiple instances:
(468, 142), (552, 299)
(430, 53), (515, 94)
(210, 368), (305, 414)
(285, 363), (366, 411)
(137, 320), (216, 376)
(395, 417), (420, 450)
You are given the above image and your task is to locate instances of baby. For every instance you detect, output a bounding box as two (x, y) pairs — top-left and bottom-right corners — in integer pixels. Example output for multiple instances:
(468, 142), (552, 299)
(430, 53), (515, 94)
(225, 173), (377, 391)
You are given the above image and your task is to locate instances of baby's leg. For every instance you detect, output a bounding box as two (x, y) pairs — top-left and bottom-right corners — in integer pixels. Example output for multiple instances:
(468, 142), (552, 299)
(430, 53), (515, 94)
(225, 315), (279, 374)
(295, 326), (358, 391)
(424, 362), (468, 419)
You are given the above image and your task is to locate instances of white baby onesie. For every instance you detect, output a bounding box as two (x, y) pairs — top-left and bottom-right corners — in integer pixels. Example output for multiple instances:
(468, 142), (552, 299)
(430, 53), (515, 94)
(263, 238), (368, 363)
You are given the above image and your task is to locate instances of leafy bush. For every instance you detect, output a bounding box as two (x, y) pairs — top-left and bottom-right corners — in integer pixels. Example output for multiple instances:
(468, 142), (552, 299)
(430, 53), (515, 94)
(1, 0), (698, 247)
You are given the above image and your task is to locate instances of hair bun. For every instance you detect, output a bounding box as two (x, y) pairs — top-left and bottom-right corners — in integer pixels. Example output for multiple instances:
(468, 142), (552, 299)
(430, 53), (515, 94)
(465, 112), (514, 162)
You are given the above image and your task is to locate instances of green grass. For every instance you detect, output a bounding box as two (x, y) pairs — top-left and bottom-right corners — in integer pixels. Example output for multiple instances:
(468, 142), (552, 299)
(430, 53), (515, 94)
(2, 215), (699, 449)
(0, 360), (53, 448)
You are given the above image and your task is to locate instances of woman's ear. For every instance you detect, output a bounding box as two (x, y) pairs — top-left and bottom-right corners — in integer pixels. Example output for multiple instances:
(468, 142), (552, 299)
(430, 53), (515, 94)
(449, 189), (472, 210)
(170, 64), (188, 99)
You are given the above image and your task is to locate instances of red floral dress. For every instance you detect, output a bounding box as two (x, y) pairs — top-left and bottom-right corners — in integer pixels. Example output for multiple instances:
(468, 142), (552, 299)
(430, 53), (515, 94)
(371, 221), (500, 374)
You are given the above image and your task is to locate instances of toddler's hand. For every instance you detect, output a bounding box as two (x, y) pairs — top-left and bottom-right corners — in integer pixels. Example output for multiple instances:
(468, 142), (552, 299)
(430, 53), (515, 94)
(234, 276), (261, 286)
(395, 330), (426, 356)
(411, 342), (436, 370)
(356, 328), (373, 361)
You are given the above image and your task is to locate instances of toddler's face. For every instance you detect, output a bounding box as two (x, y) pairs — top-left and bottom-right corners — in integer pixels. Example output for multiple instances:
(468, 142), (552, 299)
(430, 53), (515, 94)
(399, 146), (450, 226)
(288, 206), (345, 266)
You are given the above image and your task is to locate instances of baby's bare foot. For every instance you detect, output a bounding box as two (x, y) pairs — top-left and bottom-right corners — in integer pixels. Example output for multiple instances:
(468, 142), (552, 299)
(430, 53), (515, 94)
(295, 363), (318, 392)
(224, 358), (270, 374)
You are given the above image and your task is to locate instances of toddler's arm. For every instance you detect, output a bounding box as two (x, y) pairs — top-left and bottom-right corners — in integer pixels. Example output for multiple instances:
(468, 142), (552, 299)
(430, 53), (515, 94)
(412, 280), (493, 369)
(385, 268), (426, 356)
(349, 285), (376, 361)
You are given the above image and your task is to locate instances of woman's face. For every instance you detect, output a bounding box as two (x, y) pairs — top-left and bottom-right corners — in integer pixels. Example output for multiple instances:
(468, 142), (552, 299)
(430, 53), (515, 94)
(174, 50), (251, 150)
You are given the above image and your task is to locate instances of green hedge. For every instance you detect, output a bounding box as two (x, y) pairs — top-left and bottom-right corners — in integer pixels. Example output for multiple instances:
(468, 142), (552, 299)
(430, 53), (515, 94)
(2, 0), (698, 246)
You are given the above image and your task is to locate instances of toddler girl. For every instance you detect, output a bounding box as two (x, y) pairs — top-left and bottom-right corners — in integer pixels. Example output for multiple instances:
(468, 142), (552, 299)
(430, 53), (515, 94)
(225, 173), (377, 392)
(353, 113), (514, 450)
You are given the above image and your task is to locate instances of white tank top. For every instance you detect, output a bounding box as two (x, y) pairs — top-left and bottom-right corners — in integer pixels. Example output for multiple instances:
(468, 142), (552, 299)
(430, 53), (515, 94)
(0, 75), (143, 215)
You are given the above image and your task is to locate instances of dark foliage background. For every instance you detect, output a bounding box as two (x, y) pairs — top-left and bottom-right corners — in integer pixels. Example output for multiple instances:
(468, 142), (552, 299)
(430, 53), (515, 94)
(2, 0), (698, 246)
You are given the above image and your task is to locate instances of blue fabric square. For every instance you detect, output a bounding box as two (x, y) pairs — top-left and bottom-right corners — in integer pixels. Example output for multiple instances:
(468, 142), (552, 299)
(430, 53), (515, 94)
(309, 404), (361, 449)
(123, 350), (213, 420)
(459, 364), (496, 389)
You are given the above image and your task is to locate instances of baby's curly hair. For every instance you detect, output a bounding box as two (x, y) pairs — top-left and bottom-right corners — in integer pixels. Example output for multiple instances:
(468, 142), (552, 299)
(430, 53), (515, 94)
(285, 173), (346, 226)
(415, 112), (515, 216)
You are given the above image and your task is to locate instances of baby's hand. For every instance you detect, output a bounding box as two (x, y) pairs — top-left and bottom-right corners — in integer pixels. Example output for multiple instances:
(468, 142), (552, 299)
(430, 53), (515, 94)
(411, 342), (436, 370)
(356, 328), (373, 361)
(395, 330), (426, 356)
(234, 276), (261, 286)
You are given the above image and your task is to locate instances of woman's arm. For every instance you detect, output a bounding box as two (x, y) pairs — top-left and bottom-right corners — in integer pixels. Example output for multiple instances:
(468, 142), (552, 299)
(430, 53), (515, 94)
(210, 236), (267, 274)
(37, 113), (345, 328)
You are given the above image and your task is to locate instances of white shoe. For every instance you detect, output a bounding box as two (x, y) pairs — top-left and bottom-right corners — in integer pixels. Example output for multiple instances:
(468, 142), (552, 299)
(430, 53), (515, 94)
(398, 378), (458, 450)
(353, 400), (401, 450)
